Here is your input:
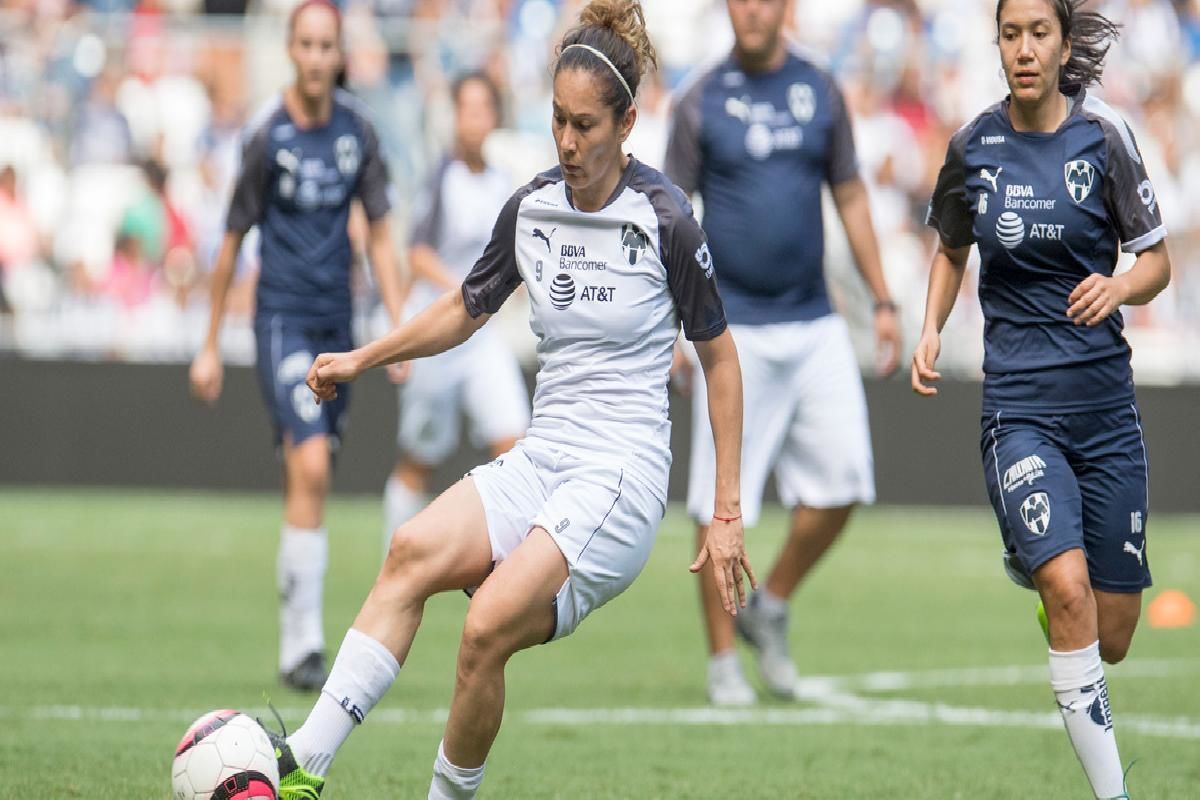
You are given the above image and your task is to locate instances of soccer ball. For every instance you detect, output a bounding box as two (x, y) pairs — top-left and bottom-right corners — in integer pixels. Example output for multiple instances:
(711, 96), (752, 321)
(172, 710), (279, 800)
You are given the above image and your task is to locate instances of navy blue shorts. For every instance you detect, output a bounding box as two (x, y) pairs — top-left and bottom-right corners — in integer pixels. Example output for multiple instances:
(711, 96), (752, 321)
(254, 315), (352, 450)
(980, 405), (1151, 594)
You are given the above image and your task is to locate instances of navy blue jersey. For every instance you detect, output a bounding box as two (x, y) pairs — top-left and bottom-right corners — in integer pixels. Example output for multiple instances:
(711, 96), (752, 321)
(227, 90), (392, 326)
(927, 88), (1166, 413)
(664, 49), (858, 325)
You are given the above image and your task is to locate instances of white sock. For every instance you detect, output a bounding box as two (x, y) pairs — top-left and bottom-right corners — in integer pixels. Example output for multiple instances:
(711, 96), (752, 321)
(428, 739), (485, 800)
(287, 628), (401, 777)
(708, 649), (740, 672)
(1049, 642), (1125, 798)
(383, 476), (425, 554)
(757, 589), (788, 617)
(278, 525), (328, 672)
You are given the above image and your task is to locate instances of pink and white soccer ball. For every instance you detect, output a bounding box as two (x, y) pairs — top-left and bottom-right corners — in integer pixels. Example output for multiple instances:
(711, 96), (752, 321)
(172, 710), (279, 800)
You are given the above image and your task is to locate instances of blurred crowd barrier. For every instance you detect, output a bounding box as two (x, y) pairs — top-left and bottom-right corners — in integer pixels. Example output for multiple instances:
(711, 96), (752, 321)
(1, 0), (1199, 383)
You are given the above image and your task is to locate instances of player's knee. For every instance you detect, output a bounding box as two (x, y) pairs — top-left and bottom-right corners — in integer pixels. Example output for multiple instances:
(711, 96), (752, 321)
(289, 449), (330, 496)
(381, 524), (434, 583)
(1042, 577), (1093, 621)
(457, 611), (510, 676)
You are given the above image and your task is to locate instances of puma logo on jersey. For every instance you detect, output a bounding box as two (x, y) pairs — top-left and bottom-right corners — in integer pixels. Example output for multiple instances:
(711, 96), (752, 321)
(1123, 540), (1145, 566)
(981, 167), (1003, 193)
(533, 227), (556, 253)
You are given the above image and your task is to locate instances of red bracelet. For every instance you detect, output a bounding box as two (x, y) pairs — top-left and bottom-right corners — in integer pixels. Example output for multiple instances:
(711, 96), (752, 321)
(712, 513), (741, 523)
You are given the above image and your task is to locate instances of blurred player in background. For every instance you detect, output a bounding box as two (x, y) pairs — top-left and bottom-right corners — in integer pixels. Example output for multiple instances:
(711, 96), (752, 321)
(188, 0), (405, 691)
(665, 0), (900, 705)
(382, 71), (531, 548)
(265, 2), (754, 797)
(917, 1), (1171, 797)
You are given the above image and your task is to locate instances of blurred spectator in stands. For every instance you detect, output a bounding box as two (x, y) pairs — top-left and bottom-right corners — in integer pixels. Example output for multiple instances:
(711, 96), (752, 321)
(101, 230), (155, 309)
(70, 66), (134, 166)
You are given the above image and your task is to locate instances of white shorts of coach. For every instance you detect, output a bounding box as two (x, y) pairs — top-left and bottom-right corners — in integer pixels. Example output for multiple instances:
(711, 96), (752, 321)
(687, 315), (876, 528)
(468, 437), (665, 641)
(398, 329), (531, 465)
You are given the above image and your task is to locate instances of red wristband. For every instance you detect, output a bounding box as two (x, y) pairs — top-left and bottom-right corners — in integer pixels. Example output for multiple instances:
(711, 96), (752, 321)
(712, 513), (741, 523)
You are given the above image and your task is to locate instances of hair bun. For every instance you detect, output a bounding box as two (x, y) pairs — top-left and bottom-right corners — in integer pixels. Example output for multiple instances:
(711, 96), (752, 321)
(577, 0), (657, 79)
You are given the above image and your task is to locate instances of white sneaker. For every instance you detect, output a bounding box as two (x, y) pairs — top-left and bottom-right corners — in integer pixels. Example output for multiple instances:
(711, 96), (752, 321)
(707, 653), (756, 706)
(735, 592), (799, 698)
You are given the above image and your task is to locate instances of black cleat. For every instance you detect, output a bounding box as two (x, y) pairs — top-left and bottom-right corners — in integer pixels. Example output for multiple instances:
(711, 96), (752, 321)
(280, 651), (328, 693)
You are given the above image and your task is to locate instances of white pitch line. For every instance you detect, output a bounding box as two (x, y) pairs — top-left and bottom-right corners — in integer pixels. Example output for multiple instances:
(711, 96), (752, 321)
(6, 659), (1198, 739)
(6, 703), (1200, 739)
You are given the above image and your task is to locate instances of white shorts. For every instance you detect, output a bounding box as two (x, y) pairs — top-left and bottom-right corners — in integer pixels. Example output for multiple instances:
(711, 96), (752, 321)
(687, 315), (876, 527)
(398, 330), (531, 464)
(469, 438), (664, 641)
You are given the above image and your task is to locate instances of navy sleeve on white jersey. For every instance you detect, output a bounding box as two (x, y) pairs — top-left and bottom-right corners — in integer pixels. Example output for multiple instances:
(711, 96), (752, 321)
(225, 121), (273, 234)
(461, 186), (529, 317)
(632, 170), (726, 341)
(355, 116), (392, 222)
(1093, 113), (1166, 253)
(926, 124), (976, 249)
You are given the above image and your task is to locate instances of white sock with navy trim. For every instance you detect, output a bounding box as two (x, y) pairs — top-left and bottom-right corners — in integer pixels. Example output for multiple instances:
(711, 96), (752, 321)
(428, 739), (485, 799)
(1049, 642), (1125, 798)
(287, 629), (401, 777)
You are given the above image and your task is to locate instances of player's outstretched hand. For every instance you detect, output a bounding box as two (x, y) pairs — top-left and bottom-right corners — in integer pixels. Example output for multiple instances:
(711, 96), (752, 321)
(690, 517), (757, 616)
(911, 329), (941, 396)
(1067, 273), (1127, 327)
(189, 346), (224, 406)
(306, 351), (363, 404)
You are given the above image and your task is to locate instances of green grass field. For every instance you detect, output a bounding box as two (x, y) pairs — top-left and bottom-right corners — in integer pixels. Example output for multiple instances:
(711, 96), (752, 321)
(2, 489), (1198, 798)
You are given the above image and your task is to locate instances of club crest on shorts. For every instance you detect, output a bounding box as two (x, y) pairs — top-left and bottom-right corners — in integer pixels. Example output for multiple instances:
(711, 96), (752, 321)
(1064, 159), (1096, 204)
(1020, 491), (1051, 536)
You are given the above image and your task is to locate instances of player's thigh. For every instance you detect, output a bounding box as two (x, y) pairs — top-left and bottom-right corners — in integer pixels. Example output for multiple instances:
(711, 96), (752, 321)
(534, 462), (664, 641)
(398, 356), (463, 466)
(460, 527), (568, 657)
(462, 334), (531, 447)
(1071, 405), (1152, 594)
(981, 413), (1083, 580)
(386, 476), (499, 594)
(777, 316), (875, 508)
(687, 327), (793, 527)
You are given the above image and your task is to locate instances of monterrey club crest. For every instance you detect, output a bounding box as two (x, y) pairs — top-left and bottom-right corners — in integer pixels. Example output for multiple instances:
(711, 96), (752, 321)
(1064, 160), (1096, 204)
(619, 223), (649, 266)
(1020, 491), (1051, 536)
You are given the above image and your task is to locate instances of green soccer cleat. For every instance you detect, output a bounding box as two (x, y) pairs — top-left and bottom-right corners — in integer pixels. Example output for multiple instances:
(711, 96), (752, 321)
(259, 712), (325, 799)
(1036, 600), (1050, 644)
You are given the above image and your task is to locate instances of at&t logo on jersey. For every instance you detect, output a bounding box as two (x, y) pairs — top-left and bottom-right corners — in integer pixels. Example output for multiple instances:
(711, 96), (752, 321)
(550, 273), (576, 310)
(996, 212), (1025, 249)
(1064, 159), (1096, 204)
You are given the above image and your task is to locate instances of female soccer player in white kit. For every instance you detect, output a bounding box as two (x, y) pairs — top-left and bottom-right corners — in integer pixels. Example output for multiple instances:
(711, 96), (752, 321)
(267, 2), (755, 797)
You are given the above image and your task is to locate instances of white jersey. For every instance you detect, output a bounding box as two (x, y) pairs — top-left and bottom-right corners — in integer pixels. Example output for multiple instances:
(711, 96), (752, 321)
(462, 158), (725, 500)
(409, 158), (512, 313)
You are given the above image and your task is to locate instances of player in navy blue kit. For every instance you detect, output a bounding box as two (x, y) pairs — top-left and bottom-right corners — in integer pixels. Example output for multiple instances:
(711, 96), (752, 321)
(917, 2), (1171, 797)
(665, 0), (900, 705)
(189, 0), (406, 692)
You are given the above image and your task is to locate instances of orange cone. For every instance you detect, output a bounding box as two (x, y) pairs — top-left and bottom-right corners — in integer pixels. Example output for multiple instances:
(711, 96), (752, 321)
(1147, 590), (1197, 629)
